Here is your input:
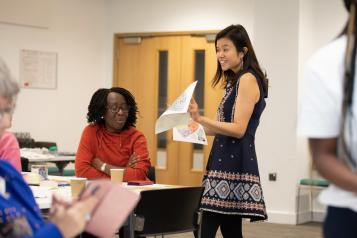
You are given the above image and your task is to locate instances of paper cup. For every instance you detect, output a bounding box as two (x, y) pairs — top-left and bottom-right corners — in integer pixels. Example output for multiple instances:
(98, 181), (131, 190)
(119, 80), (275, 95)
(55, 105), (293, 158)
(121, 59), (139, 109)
(110, 168), (124, 183)
(31, 164), (48, 180)
(70, 178), (87, 199)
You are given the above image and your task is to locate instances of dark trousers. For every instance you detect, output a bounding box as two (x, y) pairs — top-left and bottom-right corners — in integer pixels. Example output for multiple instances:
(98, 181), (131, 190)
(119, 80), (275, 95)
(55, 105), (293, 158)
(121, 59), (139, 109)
(197, 210), (243, 238)
(323, 206), (357, 238)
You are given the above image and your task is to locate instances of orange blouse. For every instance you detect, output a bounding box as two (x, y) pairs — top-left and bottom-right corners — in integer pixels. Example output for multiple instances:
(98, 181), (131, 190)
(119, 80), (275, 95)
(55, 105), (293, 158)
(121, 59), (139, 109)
(75, 124), (151, 181)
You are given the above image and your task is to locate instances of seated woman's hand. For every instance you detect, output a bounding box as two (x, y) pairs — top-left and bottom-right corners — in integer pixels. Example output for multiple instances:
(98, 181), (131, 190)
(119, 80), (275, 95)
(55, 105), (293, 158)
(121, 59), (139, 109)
(50, 193), (98, 238)
(127, 152), (140, 168)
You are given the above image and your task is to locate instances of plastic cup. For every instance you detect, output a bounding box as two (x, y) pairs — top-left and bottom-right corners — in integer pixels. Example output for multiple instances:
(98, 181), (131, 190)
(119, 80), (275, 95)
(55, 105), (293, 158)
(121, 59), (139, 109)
(70, 178), (87, 199)
(31, 164), (48, 180)
(110, 168), (124, 184)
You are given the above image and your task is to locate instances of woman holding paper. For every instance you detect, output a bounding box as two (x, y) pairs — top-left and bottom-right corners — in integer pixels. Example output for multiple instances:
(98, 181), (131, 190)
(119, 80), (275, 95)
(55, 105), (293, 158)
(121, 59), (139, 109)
(75, 87), (151, 181)
(189, 25), (268, 238)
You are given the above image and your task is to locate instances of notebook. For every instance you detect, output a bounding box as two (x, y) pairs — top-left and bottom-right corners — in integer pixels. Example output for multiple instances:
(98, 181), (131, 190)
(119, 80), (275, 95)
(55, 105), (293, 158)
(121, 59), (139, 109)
(80, 180), (141, 237)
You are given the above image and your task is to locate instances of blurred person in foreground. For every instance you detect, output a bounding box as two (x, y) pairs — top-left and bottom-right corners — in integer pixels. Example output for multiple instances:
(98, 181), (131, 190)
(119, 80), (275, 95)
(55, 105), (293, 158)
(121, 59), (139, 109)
(298, 1), (357, 237)
(0, 59), (98, 238)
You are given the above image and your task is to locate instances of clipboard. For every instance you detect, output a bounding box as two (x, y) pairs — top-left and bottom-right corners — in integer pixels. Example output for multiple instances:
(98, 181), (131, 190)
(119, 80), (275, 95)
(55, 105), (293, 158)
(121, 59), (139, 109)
(81, 180), (140, 237)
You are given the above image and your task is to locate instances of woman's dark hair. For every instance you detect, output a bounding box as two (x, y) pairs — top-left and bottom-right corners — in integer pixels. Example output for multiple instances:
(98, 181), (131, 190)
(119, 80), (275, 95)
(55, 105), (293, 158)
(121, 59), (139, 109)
(87, 87), (138, 130)
(340, 0), (356, 168)
(212, 24), (268, 98)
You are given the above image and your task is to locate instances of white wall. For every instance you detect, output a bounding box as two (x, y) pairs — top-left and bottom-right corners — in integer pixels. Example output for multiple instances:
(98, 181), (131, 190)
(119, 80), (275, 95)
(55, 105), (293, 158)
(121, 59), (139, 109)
(0, 0), (108, 151)
(0, 0), (349, 224)
(253, 0), (300, 224)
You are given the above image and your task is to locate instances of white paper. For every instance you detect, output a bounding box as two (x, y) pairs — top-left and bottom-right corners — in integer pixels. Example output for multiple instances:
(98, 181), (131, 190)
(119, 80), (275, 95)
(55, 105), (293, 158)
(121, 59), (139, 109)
(173, 119), (208, 145)
(155, 81), (207, 145)
(155, 81), (198, 134)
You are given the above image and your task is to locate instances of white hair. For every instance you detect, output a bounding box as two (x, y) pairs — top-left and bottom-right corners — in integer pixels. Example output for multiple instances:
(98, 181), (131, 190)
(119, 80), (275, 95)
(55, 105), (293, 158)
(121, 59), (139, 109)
(0, 59), (19, 101)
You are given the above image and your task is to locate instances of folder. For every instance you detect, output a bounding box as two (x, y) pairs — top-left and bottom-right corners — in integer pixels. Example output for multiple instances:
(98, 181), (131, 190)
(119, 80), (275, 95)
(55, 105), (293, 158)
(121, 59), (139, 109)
(127, 180), (154, 186)
(81, 180), (140, 238)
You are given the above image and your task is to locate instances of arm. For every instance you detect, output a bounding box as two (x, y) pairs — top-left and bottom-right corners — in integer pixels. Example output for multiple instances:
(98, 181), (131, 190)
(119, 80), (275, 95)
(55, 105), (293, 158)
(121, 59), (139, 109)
(309, 138), (357, 193)
(0, 132), (21, 171)
(201, 114), (218, 136)
(123, 133), (151, 181)
(189, 73), (260, 138)
(75, 127), (108, 179)
(90, 132), (150, 181)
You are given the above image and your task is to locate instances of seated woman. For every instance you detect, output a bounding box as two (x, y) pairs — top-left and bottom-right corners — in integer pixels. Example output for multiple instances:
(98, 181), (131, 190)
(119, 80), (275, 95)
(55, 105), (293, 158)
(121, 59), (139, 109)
(75, 87), (151, 181)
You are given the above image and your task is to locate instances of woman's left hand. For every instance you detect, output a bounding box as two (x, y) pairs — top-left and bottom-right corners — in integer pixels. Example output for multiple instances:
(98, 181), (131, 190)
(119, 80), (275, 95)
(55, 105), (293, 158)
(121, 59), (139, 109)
(188, 97), (201, 122)
(127, 153), (140, 168)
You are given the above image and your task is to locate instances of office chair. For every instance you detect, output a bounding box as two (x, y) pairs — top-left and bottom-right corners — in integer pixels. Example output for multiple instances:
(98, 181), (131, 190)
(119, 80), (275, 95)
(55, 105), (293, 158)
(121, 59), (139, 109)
(147, 166), (156, 183)
(130, 186), (204, 238)
(21, 157), (30, 172)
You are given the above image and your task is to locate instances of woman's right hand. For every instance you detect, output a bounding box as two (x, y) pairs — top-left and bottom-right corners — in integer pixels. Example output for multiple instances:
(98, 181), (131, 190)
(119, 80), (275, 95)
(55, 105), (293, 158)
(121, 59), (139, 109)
(188, 97), (201, 122)
(50, 194), (98, 238)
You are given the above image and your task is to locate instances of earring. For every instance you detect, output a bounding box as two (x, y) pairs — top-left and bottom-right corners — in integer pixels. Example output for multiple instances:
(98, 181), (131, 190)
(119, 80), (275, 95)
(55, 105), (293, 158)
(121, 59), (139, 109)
(239, 58), (244, 70)
(101, 116), (104, 119)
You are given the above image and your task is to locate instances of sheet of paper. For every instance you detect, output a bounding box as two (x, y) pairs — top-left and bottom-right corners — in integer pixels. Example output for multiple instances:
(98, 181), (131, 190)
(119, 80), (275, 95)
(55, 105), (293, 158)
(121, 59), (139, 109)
(173, 119), (208, 145)
(155, 81), (197, 134)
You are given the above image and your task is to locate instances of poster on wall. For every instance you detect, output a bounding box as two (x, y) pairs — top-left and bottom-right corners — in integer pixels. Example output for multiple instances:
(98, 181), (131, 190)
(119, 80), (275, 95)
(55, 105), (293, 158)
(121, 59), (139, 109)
(20, 49), (57, 89)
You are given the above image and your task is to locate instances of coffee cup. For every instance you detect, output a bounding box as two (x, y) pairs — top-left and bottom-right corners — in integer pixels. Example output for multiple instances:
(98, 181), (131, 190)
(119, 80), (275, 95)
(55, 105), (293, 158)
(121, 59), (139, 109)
(110, 168), (124, 184)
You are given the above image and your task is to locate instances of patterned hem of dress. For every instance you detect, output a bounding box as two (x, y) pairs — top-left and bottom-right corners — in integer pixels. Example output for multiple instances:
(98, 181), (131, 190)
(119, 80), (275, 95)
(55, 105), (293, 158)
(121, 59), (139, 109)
(201, 208), (268, 222)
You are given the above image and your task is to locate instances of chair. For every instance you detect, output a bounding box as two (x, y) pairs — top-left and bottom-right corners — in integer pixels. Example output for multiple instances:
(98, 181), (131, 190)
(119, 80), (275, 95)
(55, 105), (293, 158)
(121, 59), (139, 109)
(147, 166), (156, 183)
(296, 178), (329, 224)
(21, 157), (30, 172)
(128, 186), (204, 238)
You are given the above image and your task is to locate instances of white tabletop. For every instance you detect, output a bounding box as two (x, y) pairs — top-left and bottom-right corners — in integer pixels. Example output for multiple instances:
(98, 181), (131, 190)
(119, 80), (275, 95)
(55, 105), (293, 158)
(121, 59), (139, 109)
(32, 176), (182, 209)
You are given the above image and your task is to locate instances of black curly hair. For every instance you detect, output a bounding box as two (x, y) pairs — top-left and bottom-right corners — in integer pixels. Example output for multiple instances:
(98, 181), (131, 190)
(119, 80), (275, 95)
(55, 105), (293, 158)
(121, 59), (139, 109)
(87, 87), (138, 130)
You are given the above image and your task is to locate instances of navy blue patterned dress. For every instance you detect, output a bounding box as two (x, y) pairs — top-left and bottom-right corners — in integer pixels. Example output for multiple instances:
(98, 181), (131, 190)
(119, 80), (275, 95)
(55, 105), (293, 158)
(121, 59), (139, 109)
(201, 72), (267, 221)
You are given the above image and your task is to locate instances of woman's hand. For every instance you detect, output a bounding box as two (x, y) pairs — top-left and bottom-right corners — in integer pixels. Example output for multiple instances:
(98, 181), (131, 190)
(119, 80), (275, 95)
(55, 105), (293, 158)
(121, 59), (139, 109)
(188, 97), (201, 123)
(127, 152), (140, 168)
(91, 157), (102, 171)
(50, 193), (98, 238)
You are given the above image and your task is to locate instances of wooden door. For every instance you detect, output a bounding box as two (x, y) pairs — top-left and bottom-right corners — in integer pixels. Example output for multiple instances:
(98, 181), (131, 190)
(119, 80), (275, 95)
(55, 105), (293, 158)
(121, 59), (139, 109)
(113, 32), (221, 186)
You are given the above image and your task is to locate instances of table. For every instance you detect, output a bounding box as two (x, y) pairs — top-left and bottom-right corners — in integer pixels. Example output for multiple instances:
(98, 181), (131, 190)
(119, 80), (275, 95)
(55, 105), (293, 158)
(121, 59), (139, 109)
(33, 178), (202, 237)
(33, 178), (180, 210)
(27, 155), (75, 175)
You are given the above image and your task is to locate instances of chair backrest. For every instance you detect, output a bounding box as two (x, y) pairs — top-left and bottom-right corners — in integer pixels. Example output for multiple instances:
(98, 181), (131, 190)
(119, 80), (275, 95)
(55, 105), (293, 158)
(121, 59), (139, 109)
(147, 166), (156, 183)
(21, 157), (30, 172)
(133, 186), (203, 237)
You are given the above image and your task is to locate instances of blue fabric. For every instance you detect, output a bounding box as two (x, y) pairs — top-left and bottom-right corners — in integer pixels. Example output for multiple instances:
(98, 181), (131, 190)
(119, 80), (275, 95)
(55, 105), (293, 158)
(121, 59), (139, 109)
(200, 70), (267, 221)
(0, 160), (63, 238)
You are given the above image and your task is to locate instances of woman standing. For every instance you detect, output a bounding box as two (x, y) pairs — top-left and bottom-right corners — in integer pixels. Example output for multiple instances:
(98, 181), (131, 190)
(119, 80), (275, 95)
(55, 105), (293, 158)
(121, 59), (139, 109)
(189, 24), (268, 238)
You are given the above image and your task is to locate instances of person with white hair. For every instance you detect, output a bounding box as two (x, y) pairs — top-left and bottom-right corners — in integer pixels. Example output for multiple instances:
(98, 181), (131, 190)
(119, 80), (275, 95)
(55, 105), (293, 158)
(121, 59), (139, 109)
(0, 59), (98, 238)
